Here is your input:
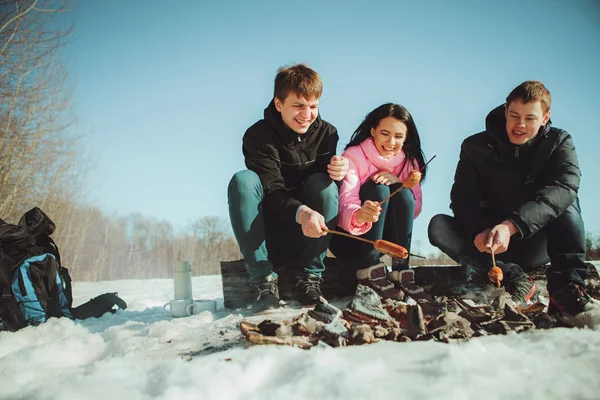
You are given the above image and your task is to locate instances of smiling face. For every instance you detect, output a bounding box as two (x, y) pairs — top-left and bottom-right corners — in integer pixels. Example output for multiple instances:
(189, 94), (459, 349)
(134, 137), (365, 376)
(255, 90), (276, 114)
(505, 100), (551, 145)
(274, 92), (319, 134)
(370, 116), (408, 158)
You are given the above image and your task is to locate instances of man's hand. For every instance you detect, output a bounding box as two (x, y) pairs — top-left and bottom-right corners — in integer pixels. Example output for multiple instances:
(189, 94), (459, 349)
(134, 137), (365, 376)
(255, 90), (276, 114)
(356, 200), (381, 224)
(474, 229), (491, 253)
(473, 221), (518, 255)
(371, 171), (400, 186)
(486, 220), (518, 255)
(328, 155), (349, 181)
(297, 206), (328, 238)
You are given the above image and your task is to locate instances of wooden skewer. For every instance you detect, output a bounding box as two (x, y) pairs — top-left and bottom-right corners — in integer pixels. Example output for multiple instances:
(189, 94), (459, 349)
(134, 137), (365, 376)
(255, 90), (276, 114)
(488, 247), (503, 288)
(325, 229), (426, 259)
(379, 155), (437, 205)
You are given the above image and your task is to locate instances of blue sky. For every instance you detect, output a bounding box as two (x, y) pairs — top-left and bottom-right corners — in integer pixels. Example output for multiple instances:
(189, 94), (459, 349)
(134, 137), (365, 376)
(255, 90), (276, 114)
(63, 0), (600, 254)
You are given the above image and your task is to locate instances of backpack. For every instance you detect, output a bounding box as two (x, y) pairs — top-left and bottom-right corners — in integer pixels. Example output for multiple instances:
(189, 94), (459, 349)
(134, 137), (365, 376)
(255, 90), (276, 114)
(0, 207), (126, 331)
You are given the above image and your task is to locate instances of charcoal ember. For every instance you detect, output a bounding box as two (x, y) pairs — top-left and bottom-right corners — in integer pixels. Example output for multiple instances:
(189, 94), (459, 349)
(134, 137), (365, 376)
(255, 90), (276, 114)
(502, 303), (534, 324)
(382, 299), (409, 324)
(343, 309), (392, 326)
(419, 298), (448, 319)
(290, 313), (322, 336)
(321, 320), (349, 347)
(406, 304), (427, 339)
(348, 284), (391, 321)
(455, 298), (492, 324)
(240, 320), (260, 336)
(340, 318), (352, 329)
(349, 324), (377, 345)
(323, 320), (349, 337)
(245, 331), (313, 349)
(427, 312), (475, 341)
(257, 320), (281, 336)
(533, 312), (567, 329)
(485, 320), (535, 334)
(385, 324), (406, 341)
(373, 324), (390, 338)
(490, 291), (513, 311)
(472, 328), (489, 337)
(308, 297), (342, 323)
(476, 313), (504, 327)
(443, 298), (460, 314)
(275, 322), (294, 339)
(520, 302), (546, 319)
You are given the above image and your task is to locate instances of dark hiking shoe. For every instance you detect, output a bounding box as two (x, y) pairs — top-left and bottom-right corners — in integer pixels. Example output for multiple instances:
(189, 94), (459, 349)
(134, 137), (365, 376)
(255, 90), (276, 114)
(294, 272), (323, 305)
(251, 275), (280, 314)
(549, 282), (600, 328)
(388, 269), (431, 301)
(356, 263), (405, 301)
(504, 276), (539, 304)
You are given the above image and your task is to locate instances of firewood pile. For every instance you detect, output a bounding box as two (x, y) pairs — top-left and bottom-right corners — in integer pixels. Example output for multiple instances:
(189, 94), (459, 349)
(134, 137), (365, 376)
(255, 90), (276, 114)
(240, 284), (567, 349)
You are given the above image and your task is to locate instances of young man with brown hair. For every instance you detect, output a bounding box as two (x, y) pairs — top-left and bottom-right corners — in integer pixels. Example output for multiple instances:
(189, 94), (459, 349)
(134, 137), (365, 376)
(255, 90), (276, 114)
(428, 80), (600, 328)
(228, 63), (348, 314)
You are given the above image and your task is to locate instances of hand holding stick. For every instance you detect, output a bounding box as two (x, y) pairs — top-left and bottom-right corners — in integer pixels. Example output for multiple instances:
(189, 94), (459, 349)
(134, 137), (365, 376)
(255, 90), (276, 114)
(325, 229), (425, 259)
(379, 155), (437, 205)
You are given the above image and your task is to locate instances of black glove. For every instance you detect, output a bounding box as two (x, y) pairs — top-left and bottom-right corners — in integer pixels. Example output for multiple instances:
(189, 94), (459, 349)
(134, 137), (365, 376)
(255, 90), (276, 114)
(71, 292), (127, 320)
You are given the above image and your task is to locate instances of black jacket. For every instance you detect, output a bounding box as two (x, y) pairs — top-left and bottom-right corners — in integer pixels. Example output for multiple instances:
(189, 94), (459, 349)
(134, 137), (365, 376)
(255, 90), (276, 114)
(243, 100), (338, 223)
(450, 105), (581, 240)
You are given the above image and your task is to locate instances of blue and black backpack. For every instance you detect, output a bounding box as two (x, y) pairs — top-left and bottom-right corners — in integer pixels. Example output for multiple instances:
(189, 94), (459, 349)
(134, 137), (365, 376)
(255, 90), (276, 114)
(0, 207), (126, 331)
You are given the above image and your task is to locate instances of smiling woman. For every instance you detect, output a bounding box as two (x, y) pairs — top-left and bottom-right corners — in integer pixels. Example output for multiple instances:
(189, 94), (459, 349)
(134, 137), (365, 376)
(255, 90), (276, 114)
(370, 116), (408, 159)
(330, 103), (429, 301)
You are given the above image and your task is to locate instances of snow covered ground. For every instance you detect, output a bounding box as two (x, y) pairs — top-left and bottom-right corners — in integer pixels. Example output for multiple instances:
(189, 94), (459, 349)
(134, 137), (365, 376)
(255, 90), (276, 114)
(1, 264), (600, 400)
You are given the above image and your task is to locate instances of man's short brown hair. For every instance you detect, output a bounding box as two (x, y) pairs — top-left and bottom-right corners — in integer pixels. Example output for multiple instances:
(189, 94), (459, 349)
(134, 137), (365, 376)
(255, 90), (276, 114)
(506, 80), (552, 114)
(274, 63), (323, 102)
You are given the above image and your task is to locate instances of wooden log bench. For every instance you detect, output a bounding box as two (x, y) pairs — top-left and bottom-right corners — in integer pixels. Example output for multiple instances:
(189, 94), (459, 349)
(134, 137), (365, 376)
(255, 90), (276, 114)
(220, 258), (600, 309)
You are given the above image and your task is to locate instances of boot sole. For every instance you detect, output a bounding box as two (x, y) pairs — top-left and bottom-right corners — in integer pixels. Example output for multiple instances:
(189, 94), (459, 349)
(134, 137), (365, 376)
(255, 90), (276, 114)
(252, 306), (282, 316)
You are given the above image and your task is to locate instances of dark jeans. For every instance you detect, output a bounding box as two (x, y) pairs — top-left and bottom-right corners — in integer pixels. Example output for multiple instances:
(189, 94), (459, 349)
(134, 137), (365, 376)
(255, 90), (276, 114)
(329, 180), (415, 270)
(227, 170), (338, 281)
(427, 199), (588, 293)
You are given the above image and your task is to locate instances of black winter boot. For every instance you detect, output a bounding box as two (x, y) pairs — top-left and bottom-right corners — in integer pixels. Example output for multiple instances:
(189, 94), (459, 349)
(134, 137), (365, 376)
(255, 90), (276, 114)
(250, 275), (280, 314)
(294, 272), (323, 305)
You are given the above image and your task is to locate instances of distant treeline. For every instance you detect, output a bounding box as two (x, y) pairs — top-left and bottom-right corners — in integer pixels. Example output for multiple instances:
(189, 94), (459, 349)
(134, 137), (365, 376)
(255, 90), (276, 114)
(0, 1), (242, 280)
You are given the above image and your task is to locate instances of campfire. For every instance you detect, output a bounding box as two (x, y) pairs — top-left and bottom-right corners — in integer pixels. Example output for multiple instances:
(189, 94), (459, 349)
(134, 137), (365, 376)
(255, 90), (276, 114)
(240, 284), (567, 349)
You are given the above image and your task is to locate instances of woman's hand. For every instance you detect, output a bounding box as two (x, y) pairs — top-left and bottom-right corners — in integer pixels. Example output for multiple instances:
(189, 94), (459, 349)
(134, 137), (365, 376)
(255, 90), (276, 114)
(356, 200), (381, 224)
(370, 171), (400, 185)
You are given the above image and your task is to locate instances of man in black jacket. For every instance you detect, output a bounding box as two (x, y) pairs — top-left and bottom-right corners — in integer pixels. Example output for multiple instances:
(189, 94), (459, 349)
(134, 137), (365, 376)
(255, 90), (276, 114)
(428, 80), (599, 328)
(228, 63), (348, 314)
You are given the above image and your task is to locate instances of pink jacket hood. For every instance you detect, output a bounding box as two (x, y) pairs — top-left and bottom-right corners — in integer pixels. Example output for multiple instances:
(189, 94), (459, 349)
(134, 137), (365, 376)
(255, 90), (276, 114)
(337, 137), (423, 235)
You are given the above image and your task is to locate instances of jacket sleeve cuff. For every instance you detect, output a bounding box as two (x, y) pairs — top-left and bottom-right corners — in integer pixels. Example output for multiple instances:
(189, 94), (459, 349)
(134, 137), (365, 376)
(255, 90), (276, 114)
(349, 210), (371, 235)
(295, 205), (308, 223)
(508, 215), (527, 240)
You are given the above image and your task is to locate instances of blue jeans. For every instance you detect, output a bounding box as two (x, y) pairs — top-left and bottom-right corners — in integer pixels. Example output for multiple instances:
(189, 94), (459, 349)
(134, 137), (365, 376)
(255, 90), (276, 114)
(428, 199), (588, 292)
(227, 170), (339, 281)
(329, 180), (415, 270)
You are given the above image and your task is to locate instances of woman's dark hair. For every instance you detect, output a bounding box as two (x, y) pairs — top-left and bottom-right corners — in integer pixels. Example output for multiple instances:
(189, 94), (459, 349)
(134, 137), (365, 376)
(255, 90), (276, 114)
(345, 103), (427, 181)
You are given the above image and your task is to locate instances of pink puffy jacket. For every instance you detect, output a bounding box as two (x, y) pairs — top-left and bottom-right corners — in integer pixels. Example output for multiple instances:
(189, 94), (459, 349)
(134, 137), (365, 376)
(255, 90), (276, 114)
(337, 137), (423, 235)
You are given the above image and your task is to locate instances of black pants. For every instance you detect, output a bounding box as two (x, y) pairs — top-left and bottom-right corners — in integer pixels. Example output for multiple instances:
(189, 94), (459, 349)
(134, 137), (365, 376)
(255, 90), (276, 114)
(427, 200), (588, 293)
(329, 180), (415, 270)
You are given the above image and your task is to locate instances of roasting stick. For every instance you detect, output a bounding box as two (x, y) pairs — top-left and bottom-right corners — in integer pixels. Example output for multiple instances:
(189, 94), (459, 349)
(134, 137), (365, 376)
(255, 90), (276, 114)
(379, 154), (437, 205)
(325, 229), (426, 259)
(488, 247), (503, 287)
